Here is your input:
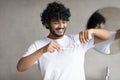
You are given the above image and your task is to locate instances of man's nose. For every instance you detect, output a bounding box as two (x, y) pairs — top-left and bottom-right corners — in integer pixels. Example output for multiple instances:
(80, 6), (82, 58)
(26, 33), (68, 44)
(59, 23), (64, 28)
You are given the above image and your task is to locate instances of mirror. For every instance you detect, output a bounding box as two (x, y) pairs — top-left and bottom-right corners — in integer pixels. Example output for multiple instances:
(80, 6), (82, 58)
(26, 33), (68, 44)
(87, 7), (120, 54)
(98, 7), (120, 54)
(85, 7), (120, 80)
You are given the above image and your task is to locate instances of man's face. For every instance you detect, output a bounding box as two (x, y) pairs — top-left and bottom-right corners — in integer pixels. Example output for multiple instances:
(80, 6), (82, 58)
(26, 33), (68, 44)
(48, 19), (67, 38)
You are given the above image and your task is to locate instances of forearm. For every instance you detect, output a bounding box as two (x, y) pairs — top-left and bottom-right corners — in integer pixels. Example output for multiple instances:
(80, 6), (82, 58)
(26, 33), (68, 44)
(17, 48), (44, 72)
(89, 29), (111, 44)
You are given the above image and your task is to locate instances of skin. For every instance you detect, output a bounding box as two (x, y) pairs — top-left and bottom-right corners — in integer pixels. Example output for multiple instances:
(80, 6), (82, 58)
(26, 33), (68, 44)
(48, 19), (67, 39)
(95, 23), (120, 40)
(17, 19), (110, 72)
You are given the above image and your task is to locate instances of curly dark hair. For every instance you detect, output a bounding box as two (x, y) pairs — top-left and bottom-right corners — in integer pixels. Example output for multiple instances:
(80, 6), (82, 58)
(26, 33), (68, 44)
(40, 1), (71, 29)
(86, 11), (106, 29)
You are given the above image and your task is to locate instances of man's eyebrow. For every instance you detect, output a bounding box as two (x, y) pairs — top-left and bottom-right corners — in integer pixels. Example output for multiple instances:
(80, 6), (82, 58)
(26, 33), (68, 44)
(51, 19), (59, 22)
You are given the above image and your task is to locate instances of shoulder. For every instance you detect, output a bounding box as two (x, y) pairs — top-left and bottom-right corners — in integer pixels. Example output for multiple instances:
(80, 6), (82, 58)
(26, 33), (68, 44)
(32, 37), (50, 49)
(65, 34), (81, 45)
(66, 34), (79, 40)
(35, 37), (50, 44)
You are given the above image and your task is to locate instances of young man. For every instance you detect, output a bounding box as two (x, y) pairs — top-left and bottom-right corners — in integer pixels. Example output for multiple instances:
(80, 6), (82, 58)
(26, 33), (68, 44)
(86, 11), (120, 54)
(17, 2), (110, 80)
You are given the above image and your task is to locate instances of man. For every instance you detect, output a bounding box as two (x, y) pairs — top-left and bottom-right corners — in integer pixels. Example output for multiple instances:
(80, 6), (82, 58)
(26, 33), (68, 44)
(17, 2), (110, 80)
(86, 11), (120, 54)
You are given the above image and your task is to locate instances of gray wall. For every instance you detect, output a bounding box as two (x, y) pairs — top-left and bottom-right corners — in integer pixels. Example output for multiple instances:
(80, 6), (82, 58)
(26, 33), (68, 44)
(0, 0), (120, 80)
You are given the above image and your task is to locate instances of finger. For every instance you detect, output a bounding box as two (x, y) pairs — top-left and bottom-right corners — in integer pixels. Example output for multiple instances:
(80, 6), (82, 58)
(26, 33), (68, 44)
(48, 46), (56, 53)
(80, 32), (84, 43)
(51, 42), (61, 50)
(79, 32), (82, 43)
(84, 30), (89, 42)
(49, 42), (61, 52)
(82, 31), (86, 43)
(83, 31), (86, 43)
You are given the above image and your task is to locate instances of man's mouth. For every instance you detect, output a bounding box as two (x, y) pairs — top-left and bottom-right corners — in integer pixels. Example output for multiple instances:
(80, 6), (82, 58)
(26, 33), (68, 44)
(56, 28), (65, 33)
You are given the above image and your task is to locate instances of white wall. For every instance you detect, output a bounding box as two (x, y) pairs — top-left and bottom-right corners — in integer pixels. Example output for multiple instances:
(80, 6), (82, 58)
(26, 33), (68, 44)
(0, 0), (120, 80)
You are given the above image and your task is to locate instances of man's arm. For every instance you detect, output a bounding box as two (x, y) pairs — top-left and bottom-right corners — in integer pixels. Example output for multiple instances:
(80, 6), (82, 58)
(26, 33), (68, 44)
(115, 29), (120, 40)
(79, 29), (111, 44)
(17, 42), (61, 72)
(17, 48), (44, 72)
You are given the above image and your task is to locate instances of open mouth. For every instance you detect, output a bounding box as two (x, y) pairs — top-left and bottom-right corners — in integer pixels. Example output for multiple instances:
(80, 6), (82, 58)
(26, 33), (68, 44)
(57, 28), (64, 33)
(56, 28), (65, 33)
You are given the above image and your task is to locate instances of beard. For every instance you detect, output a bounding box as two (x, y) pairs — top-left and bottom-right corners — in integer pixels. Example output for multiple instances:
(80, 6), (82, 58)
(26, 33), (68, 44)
(49, 27), (66, 37)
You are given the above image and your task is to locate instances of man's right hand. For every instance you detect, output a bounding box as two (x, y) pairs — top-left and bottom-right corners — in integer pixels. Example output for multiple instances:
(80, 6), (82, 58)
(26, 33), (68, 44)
(41, 41), (61, 53)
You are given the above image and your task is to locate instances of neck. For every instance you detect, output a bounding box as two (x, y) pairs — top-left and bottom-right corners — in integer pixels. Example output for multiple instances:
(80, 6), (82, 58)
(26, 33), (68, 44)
(48, 34), (63, 39)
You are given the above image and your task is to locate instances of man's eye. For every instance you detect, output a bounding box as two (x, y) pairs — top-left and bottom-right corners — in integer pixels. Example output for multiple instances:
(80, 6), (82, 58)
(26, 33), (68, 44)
(62, 21), (67, 24)
(54, 22), (59, 24)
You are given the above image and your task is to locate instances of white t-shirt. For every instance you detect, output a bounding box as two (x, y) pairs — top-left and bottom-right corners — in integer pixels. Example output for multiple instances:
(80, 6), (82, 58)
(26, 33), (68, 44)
(23, 34), (94, 80)
(94, 32), (116, 54)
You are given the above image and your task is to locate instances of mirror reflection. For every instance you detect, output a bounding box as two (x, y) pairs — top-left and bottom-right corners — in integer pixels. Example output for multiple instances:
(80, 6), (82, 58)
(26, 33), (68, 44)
(86, 7), (120, 54)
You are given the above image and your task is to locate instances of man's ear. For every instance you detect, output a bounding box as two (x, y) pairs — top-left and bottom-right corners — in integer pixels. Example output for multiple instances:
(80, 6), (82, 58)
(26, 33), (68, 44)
(96, 24), (101, 29)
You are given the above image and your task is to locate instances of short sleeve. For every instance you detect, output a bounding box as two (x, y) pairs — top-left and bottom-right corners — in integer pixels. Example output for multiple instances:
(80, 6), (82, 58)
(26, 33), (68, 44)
(70, 34), (95, 51)
(94, 31), (116, 54)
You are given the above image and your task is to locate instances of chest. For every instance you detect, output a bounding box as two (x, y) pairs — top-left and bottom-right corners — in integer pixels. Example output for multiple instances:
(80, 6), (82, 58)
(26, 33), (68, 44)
(39, 46), (85, 70)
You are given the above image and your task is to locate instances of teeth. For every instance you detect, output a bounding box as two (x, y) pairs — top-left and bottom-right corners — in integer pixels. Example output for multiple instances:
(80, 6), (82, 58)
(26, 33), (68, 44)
(58, 29), (63, 32)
